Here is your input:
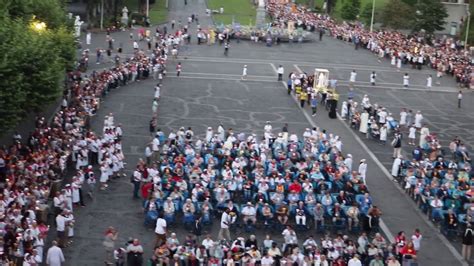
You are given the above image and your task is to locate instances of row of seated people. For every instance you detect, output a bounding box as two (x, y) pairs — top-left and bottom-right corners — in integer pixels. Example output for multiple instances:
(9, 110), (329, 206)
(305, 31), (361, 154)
(396, 145), (473, 237)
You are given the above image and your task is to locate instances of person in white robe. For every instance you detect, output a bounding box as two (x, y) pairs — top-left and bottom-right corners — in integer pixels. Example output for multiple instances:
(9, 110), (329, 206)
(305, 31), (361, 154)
(399, 109), (407, 128)
(205, 127), (214, 143)
(408, 125), (416, 145)
(358, 159), (368, 184)
(391, 156), (402, 178)
(414, 111), (423, 129)
(341, 101), (348, 119)
(46, 241), (65, 266)
(344, 154), (353, 172)
(71, 179), (81, 205)
(217, 125), (225, 142)
(359, 111), (369, 134)
(419, 125), (430, 148)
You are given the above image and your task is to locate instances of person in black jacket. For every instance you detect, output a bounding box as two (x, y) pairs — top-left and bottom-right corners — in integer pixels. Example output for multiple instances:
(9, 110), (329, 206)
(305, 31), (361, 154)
(462, 223), (473, 261)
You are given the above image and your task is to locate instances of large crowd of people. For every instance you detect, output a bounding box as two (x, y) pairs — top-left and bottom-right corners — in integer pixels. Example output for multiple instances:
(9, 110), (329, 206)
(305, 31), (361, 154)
(266, 0), (473, 88)
(0, 27), (176, 264)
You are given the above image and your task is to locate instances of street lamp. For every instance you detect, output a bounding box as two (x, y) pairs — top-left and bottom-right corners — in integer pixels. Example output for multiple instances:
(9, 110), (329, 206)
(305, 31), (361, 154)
(465, 10), (471, 49)
(369, 0), (375, 32)
(31, 21), (47, 32)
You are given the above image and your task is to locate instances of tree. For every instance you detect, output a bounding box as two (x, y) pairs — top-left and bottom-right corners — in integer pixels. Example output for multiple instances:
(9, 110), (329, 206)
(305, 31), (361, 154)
(0, 0), (76, 133)
(381, 0), (414, 30)
(360, 2), (378, 26)
(412, 0), (448, 34)
(340, 0), (361, 21)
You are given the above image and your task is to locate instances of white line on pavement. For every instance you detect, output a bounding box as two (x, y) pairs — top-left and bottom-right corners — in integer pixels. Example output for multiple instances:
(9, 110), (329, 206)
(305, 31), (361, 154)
(293, 64), (303, 73)
(164, 72), (456, 93)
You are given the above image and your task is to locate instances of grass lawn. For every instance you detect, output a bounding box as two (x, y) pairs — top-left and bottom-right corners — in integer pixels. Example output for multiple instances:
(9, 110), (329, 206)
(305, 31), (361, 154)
(207, 0), (257, 25)
(123, 0), (168, 25)
(149, 0), (168, 24)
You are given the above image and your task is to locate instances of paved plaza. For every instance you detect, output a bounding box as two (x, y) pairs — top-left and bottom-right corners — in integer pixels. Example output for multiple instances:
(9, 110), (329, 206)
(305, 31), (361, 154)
(60, 0), (474, 265)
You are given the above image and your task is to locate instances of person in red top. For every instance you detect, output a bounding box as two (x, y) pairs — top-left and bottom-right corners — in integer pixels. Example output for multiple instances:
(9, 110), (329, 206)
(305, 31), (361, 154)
(395, 231), (406, 256)
(400, 241), (417, 260)
(176, 62), (182, 77)
(288, 179), (302, 193)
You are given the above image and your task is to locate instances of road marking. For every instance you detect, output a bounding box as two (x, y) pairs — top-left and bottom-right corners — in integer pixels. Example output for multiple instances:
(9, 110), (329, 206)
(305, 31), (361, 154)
(269, 63), (278, 73)
(293, 64), (304, 73)
(165, 72), (456, 92)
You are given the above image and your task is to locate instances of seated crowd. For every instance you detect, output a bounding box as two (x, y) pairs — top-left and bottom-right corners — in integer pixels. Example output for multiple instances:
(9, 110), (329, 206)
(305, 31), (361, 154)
(396, 136), (472, 237)
(140, 124), (383, 238)
(266, 0), (472, 87)
(338, 93), (473, 239)
(144, 231), (415, 266)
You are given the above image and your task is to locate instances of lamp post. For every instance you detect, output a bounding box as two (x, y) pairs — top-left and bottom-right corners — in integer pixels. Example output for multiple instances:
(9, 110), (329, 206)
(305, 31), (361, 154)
(100, 0), (104, 30)
(369, 0), (375, 32)
(146, 0), (150, 18)
(465, 10), (471, 48)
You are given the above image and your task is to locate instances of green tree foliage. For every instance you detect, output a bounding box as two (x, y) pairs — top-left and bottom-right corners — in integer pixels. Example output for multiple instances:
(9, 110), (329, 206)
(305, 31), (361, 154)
(340, 0), (361, 20)
(381, 0), (414, 29)
(360, 2), (378, 26)
(412, 0), (448, 34)
(0, 0), (76, 133)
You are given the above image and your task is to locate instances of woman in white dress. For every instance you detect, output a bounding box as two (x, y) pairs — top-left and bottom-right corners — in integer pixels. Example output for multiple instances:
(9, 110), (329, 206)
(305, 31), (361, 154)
(396, 57), (402, 70)
(71, 179), (81, 205)
(408, 125), (416, 145)
(359, 111), (369, 134)
(341, 101), (348, 120)
(414, 111), (423, 129)
(99, 163), (109, 190)
(391, 55), (396, 66)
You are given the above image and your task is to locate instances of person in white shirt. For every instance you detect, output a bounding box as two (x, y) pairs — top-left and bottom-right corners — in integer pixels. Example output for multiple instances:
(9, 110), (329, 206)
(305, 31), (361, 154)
(358, 159), (368, 184)
(55, 211), (67, 248)
(241, 65), (247, 80)
(46, 241), (65, 266)
(426, 75), (432, 88)
(218, 209), (234, 240)
(154, 215), (167, 248)
(241, 202), (257, 225)
(458, 90), (463, 108)
(411, 228), (422, 251)
(403, 73), (410, 87)
(201, 235), (215, 250)
(399, 108), (407, 128)
(370, 71), (376, 86)
(261, 254), (274, 266)
(277, 65), (284, 81)
(349, 70), (357, 86)
(348, 254), (362, 266)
